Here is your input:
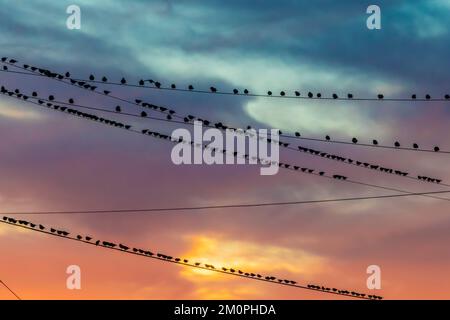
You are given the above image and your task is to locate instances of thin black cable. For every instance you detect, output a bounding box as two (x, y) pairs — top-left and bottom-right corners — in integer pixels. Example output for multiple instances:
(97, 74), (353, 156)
(0, 280), (21, 300)
(0, 219), (380, 300)
(3, 190), (450, 215)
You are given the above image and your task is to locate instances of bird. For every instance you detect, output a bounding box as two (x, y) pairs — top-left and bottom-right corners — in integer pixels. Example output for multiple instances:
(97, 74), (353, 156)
(347, 93), (353, 99)
(445, 94), (450, 100)
(332, 93), (338, 99)
(372, 139), (378, 145)
(425, 94), (431, 100)
(411, 94), (416, 99)
(69, 98), (74, 104)
(77, 235), (82, 240)
(89, 75), (95, 81)
(139, 79), (145, 86)
(394, 141), (400, 147)
(119, 244), (129, 251)
(39, 224), (45, 230)
(377, 94), (384, 99)
(317, 93), (322, 98)
(352, 137), (358, 144)
(210, 86), (217, 93)
(85, 236), (92, 241)
(413, 143), (419, 149)
(295, 91), (300, 96)
(308, 92), (313, 98)
(325, 135), (330, 141)
(48, 95), (55, 101)
(280, 91), (285, 96)
(267, 91), (272, 96)
(120, 77), (126, 84)
(188, 85), (194, 90)
(434, 146), (440, 152)
(244, 89), (249, 94)
(295, 132), (301, 137)
(115, 106), (121, 112)
(141, 111), (147, 117)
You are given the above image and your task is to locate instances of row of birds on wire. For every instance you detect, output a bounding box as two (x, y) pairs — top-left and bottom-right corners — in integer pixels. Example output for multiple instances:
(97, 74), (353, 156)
(1, 58), (447, 154)
(4, 84), (450, 204)
(1, 57), (448, 102)
(1, 216), (382, 300)
(1, 84), (444, 187)
(0, 84), (346, 183)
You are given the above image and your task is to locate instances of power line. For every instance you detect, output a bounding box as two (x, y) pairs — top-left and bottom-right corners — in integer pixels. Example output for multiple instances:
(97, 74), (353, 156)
(2, 190), (450, 215)
(0, 218), (381, 300)
(1, 84), (446, 188)
(0, 280), (21, 300)
(0, 61), (447, 155)
(2, 86), (450, 203)
(0, 58), (448, 103)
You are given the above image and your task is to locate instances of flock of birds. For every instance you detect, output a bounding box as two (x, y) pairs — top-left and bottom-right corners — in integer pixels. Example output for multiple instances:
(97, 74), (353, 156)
(0, 57), (446, 156)
(3, 56), (448, 102)
(1, 216), (383, 300)
(1, 81), (444, 187)
(1, 84), (343, 182)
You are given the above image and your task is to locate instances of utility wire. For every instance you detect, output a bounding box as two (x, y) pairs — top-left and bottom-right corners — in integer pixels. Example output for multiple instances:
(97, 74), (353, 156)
(3, 190), (450, 215)
(0, 280), (21, 300)
(0, 218), (380, 300)
(1, 84), (446, 188)
(0, 63), (447, 155)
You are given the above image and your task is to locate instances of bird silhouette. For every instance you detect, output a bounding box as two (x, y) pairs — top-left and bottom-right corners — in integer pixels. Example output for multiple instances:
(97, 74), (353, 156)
(115, 106), (121, 112)
(188, 85), (194, 90)
(171, 84), (176, 89)
(426, 94), (431, 100)
(89, 75), (95, 81)
(352, 137), (358, 144)
(394, 141), (400, 147)
(413, 143), (419, 149)
(347, 93), (353, 99)
(308, 92), (313, 98)
(210, 87), (217, 93)
(434, 146), (440, 152)
(267, 91), (272, 96)
(378, 94), (384, 99)
(411, 94), (416, 99)
(244, 89), (249, 94)
(372, 140), (378, 145)
(280, 91), (285, 96)
(325, 135), (330, 141)
(332, 93), (338, 99)
(121, 78), (126, 84)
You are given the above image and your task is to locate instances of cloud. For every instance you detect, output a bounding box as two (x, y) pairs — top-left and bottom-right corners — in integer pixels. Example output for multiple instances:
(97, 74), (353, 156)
(180, 234), (326, 299)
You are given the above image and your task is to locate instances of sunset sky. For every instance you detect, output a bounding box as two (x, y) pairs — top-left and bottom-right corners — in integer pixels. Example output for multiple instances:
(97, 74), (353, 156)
(1, 0), (450, 300)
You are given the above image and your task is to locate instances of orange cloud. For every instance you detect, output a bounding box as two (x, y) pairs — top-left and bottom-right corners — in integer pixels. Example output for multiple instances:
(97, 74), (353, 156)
(178, 234), (327, 299)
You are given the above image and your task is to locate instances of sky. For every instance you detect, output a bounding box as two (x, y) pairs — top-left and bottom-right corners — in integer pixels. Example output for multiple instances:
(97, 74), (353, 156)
(1, 0), (450, 300)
